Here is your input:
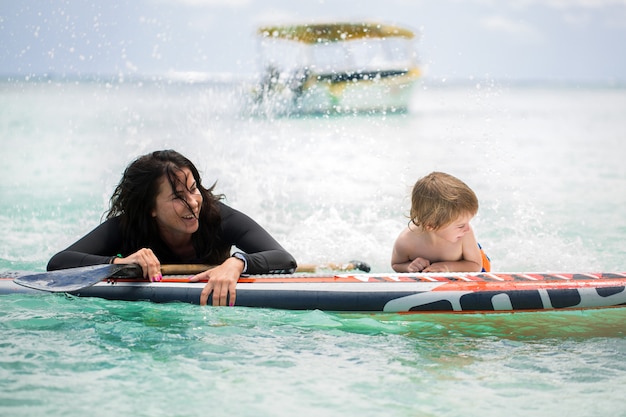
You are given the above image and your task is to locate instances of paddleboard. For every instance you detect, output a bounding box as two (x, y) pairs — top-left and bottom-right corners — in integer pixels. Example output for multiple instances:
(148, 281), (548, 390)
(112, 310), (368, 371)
(2, 270), (626, 313)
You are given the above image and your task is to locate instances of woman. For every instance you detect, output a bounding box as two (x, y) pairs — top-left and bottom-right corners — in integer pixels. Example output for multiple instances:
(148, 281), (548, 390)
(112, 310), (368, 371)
(47, 150), (297, 306)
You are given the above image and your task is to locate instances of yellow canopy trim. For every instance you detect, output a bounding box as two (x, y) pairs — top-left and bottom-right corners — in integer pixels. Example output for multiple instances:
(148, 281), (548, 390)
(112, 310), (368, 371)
(258, 22), (415, 44)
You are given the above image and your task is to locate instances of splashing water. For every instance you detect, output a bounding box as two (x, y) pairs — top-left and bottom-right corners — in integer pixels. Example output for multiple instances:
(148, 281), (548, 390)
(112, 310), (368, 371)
(1, 77), (625, 417)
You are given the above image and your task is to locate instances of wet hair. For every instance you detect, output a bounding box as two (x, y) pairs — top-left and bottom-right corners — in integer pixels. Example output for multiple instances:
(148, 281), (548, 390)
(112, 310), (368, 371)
(107, 150), (224, 261)
(409, 172), (478, 230)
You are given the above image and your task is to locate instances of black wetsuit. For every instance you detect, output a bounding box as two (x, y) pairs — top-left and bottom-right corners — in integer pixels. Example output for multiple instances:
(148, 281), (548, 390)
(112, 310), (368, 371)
(47, 202), (297, 274)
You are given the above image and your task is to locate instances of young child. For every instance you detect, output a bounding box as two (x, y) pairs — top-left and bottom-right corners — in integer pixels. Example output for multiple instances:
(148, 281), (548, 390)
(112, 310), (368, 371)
(391, 172), (490, 273)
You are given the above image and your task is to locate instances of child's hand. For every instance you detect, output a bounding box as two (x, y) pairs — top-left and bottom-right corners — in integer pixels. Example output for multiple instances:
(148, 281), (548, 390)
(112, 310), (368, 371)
(408, 257), (430, 272)
(423, 263), (450, 273)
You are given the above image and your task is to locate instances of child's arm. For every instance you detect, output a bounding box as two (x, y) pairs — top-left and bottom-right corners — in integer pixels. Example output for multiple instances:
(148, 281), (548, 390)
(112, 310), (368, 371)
(391, 232), (431, 272)
(392, 255), (431, 272)
(391, 235), (411, 272)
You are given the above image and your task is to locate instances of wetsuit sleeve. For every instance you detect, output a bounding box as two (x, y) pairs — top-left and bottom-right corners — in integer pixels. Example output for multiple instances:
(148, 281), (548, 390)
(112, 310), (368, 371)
(219, 203), (297, 274)
(46, 217), (124, 271)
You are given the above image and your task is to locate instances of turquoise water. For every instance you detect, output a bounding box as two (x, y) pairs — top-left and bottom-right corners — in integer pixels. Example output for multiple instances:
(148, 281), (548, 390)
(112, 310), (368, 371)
(1, 295), (625, 417)
(1, 78), (625, 416)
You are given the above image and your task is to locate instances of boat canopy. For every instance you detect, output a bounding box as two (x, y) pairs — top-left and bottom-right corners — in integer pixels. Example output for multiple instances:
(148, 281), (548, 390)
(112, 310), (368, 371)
(257, 22), (415, 44)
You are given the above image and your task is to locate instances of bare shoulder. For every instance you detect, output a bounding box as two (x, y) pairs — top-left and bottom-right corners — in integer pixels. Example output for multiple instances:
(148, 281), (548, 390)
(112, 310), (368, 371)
(393, 225), (427, 258)
(463, 225), (479, 245)
(460, 226), (482, 261)
(394, 225), (420, 245)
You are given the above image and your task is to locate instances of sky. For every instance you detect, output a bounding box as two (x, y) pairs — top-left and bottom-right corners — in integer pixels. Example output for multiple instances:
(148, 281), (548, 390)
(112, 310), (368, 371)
(1, 0), (626, 82)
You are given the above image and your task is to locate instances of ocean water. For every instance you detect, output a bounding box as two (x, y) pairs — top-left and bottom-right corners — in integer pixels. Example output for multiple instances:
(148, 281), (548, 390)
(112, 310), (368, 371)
(0, 76), (625, 416)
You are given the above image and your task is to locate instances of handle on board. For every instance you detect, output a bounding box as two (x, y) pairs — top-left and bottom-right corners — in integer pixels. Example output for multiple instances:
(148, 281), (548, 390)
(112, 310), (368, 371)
(160, 260), (370, 275)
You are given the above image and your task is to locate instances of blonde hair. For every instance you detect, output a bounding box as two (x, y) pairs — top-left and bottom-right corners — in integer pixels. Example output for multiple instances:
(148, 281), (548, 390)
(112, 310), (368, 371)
(410, 172), (478, 230)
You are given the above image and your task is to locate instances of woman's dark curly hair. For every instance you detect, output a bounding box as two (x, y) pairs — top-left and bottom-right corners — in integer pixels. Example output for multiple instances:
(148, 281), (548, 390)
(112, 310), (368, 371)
(106, 150), (224, 262)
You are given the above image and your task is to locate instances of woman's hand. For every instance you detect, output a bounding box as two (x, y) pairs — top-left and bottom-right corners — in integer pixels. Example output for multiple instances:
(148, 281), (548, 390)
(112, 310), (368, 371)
(114, 248), (162, 282)
(189, 257), (244, 306)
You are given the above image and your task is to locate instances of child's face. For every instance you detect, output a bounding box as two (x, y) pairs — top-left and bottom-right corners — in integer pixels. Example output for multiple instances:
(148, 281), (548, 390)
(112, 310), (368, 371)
(433, 213), (474, 243)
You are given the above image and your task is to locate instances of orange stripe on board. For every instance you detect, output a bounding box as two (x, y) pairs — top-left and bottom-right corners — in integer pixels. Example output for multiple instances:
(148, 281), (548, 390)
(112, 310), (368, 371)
(129, 271), (626, 285)
(431, 278), (626, 292)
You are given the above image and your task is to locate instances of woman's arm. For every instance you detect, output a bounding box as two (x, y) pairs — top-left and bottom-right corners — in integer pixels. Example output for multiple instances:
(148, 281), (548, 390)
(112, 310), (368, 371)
(46, 217), (124, 271)
(219, 203), (297, 274)
(191, 203), (297, 306)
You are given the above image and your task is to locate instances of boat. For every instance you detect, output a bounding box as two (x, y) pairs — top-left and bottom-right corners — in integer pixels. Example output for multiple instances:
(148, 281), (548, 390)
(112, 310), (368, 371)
(251, 22), (421, 116)
(2, 266), (626, 313)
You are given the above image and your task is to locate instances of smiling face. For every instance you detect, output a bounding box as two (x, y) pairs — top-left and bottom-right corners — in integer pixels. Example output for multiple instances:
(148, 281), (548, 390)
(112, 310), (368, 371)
(431, 212), (474, 243)
(151, 167), (203, 243)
